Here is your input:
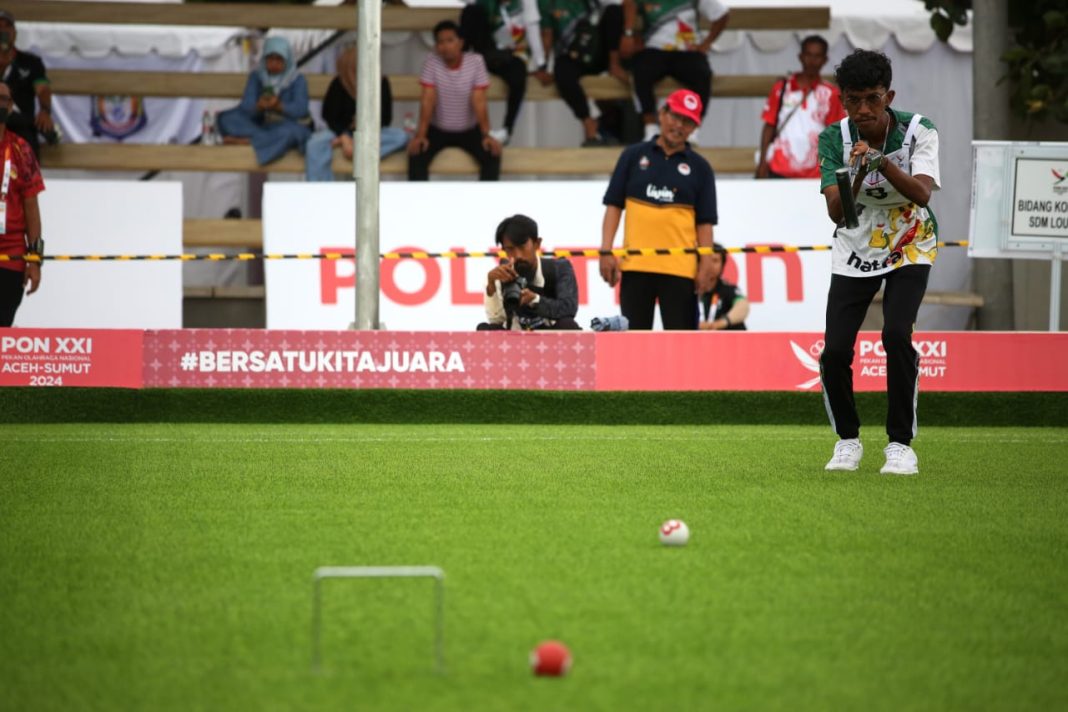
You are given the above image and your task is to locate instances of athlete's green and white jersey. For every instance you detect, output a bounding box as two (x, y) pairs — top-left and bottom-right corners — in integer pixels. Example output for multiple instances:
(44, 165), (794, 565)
(818, 108), (940, 278)
(473, 0), (545, 65)
(638, 0), (728, 51)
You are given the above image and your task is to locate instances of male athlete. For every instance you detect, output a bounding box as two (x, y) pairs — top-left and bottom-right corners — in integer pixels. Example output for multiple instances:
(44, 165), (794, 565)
(817, 49), (940, 476)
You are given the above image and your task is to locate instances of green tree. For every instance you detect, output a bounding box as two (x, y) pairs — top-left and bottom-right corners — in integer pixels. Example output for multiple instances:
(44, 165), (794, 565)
(923, 0), (1068, 123)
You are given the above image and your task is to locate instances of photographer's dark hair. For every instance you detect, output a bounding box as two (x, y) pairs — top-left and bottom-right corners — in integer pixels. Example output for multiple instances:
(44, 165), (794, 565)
(495, 214), (539, 246)
(433, 20), (462, 40)
(834, 49), (892, 92)
(800, 35), (828, 54)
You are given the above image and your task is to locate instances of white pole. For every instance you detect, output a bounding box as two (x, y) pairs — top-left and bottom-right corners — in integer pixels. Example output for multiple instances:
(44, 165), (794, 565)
(1050, 244), (1063, 331)
(355, 0), (382, 330)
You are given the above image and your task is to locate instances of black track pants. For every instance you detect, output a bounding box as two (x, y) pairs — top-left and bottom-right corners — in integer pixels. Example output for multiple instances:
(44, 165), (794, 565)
(819, 265), (930, 445)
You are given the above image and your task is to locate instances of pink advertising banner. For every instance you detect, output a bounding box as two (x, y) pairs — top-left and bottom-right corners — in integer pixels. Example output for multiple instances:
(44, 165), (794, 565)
(0, 329), (143, 388)
(141, 330), (597, 390)
(1, 328), (1066, 392)
(594, 332), (1068, 392)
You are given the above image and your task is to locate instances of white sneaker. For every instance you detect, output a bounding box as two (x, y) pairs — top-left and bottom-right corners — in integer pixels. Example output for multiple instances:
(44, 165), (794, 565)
(880, 442), (919, 475)
(825, 438), (863, 471)
(488, 127), (510, 145)
(643, 123), (658, 141)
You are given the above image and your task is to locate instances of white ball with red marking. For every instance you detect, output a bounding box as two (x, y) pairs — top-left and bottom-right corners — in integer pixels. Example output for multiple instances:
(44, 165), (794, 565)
(659, 519), (690, 546)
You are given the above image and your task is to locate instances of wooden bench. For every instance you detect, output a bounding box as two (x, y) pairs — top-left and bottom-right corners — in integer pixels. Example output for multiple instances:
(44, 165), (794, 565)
(873, 291), (984, 308)
(185, 219), (263, 249)
(41, 143), (759, 176)
(9, 1), (829, 31)
(48, 69), (795, 102)
(31, 2), (824, 182)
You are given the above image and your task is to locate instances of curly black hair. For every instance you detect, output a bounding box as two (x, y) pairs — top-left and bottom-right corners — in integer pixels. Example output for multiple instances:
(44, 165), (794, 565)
(834, 49), (892, 92)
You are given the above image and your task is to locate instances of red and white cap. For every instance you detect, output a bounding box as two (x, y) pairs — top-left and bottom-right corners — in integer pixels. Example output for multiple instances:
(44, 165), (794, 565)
(665, 89), (703, 127)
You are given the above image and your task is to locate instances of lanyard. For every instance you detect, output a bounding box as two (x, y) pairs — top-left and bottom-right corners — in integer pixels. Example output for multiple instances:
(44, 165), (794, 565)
(0, 145), (11, 201)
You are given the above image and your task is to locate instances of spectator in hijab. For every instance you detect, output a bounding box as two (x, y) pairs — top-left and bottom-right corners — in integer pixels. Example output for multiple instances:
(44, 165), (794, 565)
(216, 36), (312, 165)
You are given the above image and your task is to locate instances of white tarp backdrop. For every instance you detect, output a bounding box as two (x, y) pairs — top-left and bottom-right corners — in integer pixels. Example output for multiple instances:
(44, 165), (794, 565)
(14, 181), (183, 329)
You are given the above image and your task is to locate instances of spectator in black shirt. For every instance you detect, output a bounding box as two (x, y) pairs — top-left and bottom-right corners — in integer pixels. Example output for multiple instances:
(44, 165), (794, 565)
(699, 243), (749, 330)
(0, 10), (52, 159)
(305, 47), (407, 181)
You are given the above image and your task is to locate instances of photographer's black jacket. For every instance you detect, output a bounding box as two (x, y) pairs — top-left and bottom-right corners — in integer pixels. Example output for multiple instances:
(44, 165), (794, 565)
(485, 257), (579, 327)
(521, 257), (579, 321)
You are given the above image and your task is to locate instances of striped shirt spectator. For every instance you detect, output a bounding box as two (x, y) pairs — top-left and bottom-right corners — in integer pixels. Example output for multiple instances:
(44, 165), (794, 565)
(419, 51), (490, 132)
(409, 20), (502, 181)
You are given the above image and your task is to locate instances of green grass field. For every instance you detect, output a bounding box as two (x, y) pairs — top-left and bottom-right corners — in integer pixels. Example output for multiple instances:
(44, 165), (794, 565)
(3, 423), (1067, 711)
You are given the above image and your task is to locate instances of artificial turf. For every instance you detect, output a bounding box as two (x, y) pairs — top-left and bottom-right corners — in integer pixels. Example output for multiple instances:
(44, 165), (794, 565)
(4, 388), (1068, 427)
(2, 423), (1066, 711)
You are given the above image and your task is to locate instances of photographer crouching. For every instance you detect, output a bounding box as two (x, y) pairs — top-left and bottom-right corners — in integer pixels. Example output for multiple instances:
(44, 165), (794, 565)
(478, 214), (581, 331)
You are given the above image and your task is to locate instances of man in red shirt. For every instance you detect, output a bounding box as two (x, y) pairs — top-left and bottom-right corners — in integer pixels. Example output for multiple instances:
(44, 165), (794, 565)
(756, 35), (845, 179)
(0, 80), (45, 326)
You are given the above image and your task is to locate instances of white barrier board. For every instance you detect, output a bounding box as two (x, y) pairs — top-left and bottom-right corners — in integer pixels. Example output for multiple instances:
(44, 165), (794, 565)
(971, 141), (1068, 258)
(264, 181), (833, 331)
(15, 180), (183, 329)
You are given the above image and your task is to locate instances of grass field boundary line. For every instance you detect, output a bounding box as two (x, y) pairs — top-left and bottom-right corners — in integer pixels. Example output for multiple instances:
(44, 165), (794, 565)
(10, 434), (1068, 445)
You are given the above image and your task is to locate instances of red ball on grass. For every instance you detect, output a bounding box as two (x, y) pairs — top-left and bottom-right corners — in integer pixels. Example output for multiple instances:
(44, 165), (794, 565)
(530, 640), (572, 677)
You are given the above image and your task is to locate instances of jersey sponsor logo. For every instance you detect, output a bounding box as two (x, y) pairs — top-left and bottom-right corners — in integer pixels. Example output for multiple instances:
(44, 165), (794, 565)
(846, 250), (901, 272)
(90, 95), (148, 141)
(16, 68), (29, 79)
(639, 155), (650, 171)
(678, 162), (691, 176)
(645, 184), (676, 202)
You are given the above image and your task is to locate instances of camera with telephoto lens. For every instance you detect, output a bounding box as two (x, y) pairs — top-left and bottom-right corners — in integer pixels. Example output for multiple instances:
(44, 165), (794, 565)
(501, 275), (528, 314)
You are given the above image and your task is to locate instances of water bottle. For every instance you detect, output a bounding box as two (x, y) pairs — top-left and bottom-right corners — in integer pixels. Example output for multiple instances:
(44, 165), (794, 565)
(201, 110), (217, 145)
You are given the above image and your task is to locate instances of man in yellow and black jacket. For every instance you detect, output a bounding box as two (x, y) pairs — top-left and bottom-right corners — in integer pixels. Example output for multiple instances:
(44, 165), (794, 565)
(600, 89), (717, 329)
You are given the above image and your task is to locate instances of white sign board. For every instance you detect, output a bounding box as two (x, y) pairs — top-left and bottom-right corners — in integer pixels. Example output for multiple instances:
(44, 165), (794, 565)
(971, 141), (1068, 258)
(15, 181), (183, 329)
(1011, 158), (1068, 239)
(264, 181), (834, 331)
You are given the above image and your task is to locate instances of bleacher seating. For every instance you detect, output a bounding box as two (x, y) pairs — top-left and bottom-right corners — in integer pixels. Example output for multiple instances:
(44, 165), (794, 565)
(8, 2), (829, 31)
(28, 1), (830, 176)
(40, 142), (757, 175)
(48, 70), (797, 102)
